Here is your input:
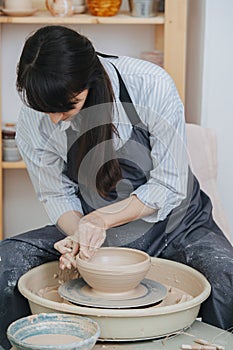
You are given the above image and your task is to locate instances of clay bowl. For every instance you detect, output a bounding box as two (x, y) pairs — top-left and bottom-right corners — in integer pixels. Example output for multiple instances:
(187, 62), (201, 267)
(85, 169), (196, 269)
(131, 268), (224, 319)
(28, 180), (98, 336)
(7, 313), (100, 350)
(76, 247), (151, 294)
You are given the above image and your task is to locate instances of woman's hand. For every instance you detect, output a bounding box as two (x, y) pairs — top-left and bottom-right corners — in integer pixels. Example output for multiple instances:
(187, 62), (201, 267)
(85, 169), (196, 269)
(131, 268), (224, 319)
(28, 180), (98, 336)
(54, 196), (155, 266)
(77, 212), (106, 260)
(54, 211), (106, 267)
(54, 236), (79, 270)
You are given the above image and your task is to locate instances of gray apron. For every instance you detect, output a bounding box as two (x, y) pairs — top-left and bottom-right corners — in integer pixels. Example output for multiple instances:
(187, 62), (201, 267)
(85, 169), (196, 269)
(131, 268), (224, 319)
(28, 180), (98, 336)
(65, 63), (221, 256)
(64, 63), (233, 331)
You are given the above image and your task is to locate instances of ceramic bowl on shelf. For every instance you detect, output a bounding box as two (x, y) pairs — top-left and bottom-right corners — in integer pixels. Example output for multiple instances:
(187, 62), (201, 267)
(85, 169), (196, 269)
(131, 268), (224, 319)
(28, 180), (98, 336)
(73, 0), (86, 13)
(2, 146), (22, 161)
(2, 0), (37, 16)
(76, 247), (151, 294)
(2, 8), (38, 16)
(3, 0), (33, 10)
(46, 0), (74, 17)
(7, 313), (100, 350)
(2, 138), (17, 148)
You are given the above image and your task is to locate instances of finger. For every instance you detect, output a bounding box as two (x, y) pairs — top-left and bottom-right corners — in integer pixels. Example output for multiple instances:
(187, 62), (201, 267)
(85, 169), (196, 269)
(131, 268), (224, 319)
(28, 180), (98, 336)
(89, 232), (106, 251)
(61, 246), (73, 254)
(65, 253), (77, 267)
(79, 245), (92, 260)
(70, 241), (80, 256)
(87, 248), (97, 259)
(60, 253), (77, 269)
(79, 250), (94, 261)
(78, 250), (87, 261)
(54, 240), (73, 254)
(59, 256), (71, 270)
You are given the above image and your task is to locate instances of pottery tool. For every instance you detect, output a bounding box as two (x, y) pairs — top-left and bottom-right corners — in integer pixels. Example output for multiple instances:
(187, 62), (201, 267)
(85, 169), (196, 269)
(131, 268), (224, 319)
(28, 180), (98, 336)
(181, 345), (222, 350)
(194, 338), (225, 350)
(181, 340), (225, 350)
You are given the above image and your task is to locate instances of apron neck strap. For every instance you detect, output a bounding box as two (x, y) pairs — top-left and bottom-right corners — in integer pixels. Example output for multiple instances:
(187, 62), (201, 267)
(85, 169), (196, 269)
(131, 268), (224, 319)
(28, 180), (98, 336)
(111, 63), (142, 127)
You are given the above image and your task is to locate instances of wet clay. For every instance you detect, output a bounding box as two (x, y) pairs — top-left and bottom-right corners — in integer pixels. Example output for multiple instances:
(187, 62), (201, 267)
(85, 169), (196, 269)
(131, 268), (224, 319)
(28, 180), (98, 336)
(24, 334), (82, 345)
(75, 247), (151, 294)
(37, 283), (193, 306)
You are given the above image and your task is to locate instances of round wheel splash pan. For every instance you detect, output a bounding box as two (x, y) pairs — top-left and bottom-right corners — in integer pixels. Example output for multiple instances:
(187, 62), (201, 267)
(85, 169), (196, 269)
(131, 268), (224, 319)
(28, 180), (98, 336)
(18, 258), (211, 341)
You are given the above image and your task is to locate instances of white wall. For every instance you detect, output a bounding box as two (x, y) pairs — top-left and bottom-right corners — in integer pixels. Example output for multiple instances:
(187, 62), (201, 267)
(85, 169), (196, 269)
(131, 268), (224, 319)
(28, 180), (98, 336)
(186, 0), (233, 240)
(185, 0), (205, 124)
(202, 0), (233, 239)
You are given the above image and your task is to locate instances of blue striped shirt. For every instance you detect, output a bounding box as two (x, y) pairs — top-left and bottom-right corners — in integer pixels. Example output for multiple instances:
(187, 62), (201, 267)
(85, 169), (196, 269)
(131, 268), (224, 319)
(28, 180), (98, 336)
(16, 56), (188, 224)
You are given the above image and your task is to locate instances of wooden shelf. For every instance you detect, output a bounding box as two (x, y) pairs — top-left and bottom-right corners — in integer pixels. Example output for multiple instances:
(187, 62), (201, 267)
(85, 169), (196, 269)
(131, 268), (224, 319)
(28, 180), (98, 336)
(0, 10), (164, 25)
(2, 160), (26, 169)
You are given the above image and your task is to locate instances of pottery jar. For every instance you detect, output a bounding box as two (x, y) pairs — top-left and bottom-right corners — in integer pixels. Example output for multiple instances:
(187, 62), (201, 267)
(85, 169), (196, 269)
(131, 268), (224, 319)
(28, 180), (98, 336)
(73, 0), (86, 13)
(2, 122), (16, 139)
(87, 0), (122, 17)
(2, 123), (22, 161)
(46, 0), (74, 17)
(128, 0), (159, 17)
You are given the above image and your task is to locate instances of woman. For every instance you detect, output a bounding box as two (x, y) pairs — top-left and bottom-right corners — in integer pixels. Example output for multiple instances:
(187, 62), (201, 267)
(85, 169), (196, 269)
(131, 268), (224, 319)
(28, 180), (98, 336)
(0, 25), (232, 349)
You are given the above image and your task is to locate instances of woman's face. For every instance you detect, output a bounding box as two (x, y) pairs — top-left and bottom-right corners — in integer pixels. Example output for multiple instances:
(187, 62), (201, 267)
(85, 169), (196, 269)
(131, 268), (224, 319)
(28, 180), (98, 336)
(48, 89), (89, 124)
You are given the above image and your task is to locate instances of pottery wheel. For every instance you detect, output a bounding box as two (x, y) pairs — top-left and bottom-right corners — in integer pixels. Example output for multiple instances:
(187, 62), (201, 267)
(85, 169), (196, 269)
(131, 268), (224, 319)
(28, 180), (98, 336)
(58, 278), (167, 309)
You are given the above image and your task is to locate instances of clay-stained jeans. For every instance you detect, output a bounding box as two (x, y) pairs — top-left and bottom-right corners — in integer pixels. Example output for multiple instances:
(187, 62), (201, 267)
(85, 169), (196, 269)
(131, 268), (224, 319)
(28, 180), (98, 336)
(0, 225), (64, 349)
(160, 227), (233, 331)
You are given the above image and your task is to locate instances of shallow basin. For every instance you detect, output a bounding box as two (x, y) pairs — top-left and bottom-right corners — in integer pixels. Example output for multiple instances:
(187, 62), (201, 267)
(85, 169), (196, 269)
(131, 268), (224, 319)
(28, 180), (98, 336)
(18, 258), (211, 341)
(7, 313), (100, 350)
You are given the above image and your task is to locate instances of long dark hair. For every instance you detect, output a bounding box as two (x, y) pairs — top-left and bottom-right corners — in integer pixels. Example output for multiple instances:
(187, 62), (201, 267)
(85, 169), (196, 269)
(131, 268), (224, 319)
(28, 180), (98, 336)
(16, 25), (121, 197)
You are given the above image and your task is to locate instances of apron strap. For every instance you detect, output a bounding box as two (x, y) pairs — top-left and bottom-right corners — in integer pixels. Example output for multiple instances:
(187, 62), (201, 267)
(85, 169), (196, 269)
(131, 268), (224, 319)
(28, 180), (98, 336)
(110, 63), (142, 127)
(96, 51), (119, 59)
(96, 52), (143, 127)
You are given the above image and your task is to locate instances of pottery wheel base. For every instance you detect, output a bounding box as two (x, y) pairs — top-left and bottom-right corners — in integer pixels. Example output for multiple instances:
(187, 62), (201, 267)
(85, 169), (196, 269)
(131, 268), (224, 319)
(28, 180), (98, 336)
(18, 259), (210, 341)
(98, 328), (185, 342)
(58, 278), (167, 309)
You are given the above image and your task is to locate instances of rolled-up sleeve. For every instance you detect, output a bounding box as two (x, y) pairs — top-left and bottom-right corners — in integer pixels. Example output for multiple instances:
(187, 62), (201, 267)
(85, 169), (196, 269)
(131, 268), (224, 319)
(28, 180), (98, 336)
(131, 76), (189, 223)
(16, 106), (83, 224)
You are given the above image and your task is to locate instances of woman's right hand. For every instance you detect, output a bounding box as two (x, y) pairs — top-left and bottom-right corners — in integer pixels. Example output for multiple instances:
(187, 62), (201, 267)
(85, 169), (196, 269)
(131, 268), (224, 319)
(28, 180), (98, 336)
(54, 236), (79, 270)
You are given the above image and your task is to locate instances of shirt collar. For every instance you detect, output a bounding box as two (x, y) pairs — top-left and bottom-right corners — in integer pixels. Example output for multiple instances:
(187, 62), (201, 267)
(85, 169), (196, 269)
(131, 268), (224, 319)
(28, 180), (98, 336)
(60, 120), (71, 131)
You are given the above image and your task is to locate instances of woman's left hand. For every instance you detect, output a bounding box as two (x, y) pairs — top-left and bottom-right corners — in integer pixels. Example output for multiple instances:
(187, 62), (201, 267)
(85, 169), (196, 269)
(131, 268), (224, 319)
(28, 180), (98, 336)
(77, 212), (106, 260)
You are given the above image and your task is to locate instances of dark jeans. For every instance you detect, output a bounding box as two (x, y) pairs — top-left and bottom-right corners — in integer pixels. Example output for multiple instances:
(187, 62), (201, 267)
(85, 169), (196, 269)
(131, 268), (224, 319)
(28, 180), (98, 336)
(160, 227), (233, 330)
(0, 225), (233, 349)
(0, 226), (64, 349)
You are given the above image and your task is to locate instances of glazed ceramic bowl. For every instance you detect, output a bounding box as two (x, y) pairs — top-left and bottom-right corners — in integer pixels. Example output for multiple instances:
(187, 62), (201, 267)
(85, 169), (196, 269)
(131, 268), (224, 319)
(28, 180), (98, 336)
(76, 247), (151, 294)
(7, 313), (100, 350)
(2, 146), (22, 161)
